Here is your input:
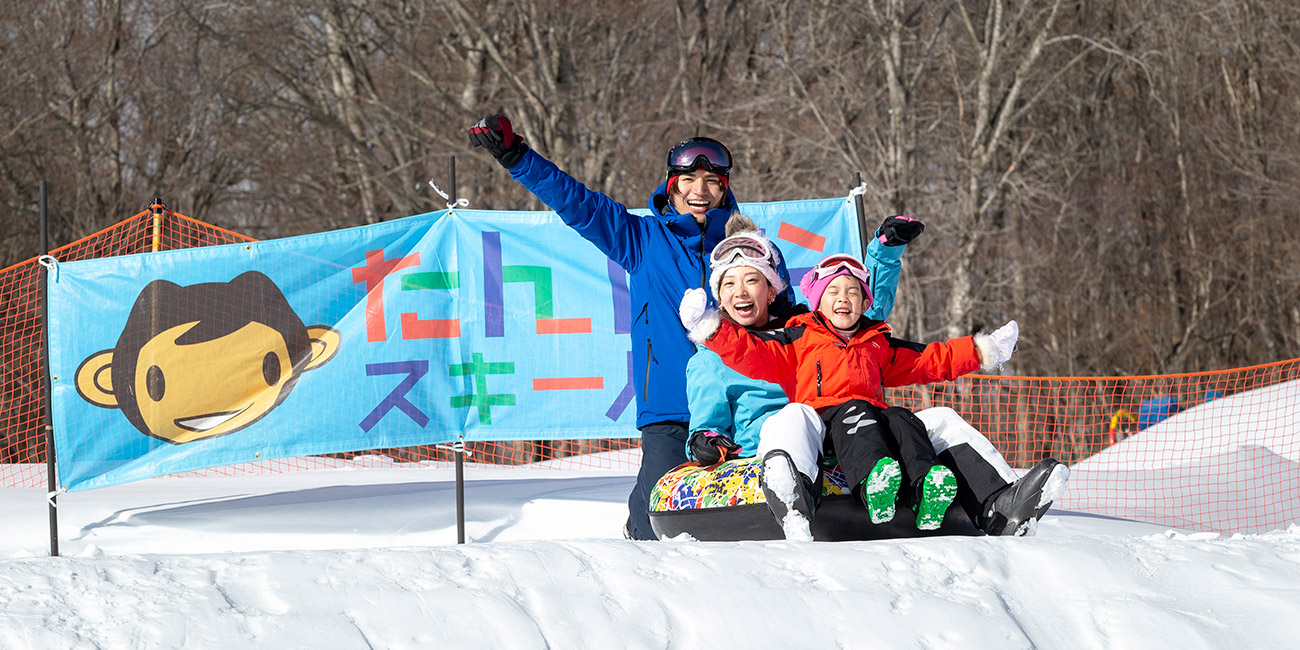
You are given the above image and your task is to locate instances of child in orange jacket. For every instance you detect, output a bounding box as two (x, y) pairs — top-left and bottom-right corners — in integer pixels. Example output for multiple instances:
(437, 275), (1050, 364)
(679, 253), (1018, 529)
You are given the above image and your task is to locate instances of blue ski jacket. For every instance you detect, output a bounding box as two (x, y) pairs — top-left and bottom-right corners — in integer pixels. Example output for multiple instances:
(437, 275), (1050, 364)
(685, 234), (908, 458)
(509, 149), (796, 428)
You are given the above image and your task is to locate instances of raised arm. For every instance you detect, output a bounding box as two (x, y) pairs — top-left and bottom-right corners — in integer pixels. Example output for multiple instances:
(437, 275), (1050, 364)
(864, 215), (924, 321)
(469, 114), (649, 272)
(880, 320), (1019, 386)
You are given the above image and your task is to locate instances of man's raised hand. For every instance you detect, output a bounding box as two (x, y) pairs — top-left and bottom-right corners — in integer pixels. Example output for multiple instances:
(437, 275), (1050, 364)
(468, 114), (529, 169)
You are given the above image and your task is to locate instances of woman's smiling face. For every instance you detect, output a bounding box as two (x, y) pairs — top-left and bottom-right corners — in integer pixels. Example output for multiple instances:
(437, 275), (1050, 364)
(718, 266), (773, 328)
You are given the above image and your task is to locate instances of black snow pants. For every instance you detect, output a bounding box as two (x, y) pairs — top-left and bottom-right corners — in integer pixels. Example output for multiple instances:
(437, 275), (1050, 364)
(627, 421), (690, 540)
(819, 399), (939, 501)
(936, 440), (1013, 526)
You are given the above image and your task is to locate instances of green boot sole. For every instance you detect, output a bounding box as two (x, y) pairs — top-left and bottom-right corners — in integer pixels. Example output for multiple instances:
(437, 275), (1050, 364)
(916, 465), (958, 530)
(861, 458), (902, 524)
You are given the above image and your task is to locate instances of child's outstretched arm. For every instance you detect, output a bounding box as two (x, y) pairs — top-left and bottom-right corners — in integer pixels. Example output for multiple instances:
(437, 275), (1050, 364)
(973, 321), (1019, 371)
(880, 320), (1020, 387)
(678, 289), (797, 390)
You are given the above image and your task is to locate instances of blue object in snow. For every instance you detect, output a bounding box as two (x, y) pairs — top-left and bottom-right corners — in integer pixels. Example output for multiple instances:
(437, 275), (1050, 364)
(1137, 396), (1181, 431)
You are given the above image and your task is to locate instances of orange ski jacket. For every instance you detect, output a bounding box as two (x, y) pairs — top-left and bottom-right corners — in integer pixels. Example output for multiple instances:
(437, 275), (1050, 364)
(702, 310), (982, 411)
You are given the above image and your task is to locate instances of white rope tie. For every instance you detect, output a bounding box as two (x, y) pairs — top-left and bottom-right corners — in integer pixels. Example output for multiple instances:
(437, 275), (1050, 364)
(429, 179), (470, 211)
(435, 436), (473, 458)
(847, 182), (869, 199)
(37, 255), (59, 282)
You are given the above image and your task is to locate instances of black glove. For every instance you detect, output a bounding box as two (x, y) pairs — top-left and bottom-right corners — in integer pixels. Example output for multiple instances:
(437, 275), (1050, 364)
(877, 215), (924, 246)
(689, 431), (742, 466)
(468, 114), (529, 169)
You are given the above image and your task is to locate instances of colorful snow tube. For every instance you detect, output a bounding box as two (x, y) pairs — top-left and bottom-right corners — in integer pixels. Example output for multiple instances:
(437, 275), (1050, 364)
(647, 456), (980, 541)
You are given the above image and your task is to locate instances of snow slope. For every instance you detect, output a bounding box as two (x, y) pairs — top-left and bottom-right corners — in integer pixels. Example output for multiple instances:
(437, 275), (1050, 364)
(1065, 379), (1300, 534)
(3, 464), (1299, 649)
(3, 380), (1299, 648)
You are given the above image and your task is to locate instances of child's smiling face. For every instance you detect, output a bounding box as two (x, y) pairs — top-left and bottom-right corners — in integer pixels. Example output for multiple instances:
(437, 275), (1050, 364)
(817, 274), (866, 330)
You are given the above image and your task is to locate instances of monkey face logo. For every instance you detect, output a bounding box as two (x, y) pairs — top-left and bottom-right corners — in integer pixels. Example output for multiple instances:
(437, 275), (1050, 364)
(74, 271), (340, 444)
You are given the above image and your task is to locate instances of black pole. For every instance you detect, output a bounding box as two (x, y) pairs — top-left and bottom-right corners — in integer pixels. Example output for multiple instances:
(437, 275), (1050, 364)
(455, 437), (465, 545)
(40, 182), (49, 251)
(449, 155), (466, 545)
(852, 172), (870, 258)
(40, 181), (59, 557)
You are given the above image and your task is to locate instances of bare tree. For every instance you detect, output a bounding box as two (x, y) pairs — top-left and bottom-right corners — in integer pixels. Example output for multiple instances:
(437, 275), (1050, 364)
(2, 0), (1299, 376)
(938, 0), (1096, 341)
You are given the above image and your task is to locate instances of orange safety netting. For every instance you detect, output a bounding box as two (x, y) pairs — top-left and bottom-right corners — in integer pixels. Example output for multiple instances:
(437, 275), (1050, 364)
(884, 365), (1300, 534)
(1, 206), (256, 487)
(3, 208), (1297, 535)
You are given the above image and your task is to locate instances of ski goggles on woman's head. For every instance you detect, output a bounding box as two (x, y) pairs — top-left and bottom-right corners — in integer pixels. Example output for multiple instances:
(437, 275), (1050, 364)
(710, 234), (774, 268)
(666, 137), (732, 177)
(811, 254), (870, 284)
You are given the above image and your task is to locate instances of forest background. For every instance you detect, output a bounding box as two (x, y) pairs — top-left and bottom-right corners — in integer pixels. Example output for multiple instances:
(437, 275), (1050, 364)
(2, 0), (1298, 378)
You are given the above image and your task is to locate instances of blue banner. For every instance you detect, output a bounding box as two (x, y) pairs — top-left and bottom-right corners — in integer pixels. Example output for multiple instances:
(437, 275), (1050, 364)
(47, 197), (863, 491)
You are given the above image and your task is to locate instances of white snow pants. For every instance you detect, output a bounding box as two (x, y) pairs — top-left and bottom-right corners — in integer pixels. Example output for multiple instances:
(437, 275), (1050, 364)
(756, 403), (825, 482)
(915, 407), (1019, 484)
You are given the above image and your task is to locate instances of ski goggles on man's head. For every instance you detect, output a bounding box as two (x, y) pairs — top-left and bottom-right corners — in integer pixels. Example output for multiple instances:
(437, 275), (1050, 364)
(710, 234), (774, 268)
(811, 254), (871, 285)
(666, 137), (733, 177)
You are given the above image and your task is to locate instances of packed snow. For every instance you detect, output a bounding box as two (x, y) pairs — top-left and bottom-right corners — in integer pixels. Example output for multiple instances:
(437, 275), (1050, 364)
(3, 451), (1299, 649)
(4, 379), (1299, 648)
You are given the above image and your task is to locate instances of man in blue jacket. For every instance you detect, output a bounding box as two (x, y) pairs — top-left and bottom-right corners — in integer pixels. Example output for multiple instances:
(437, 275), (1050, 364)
(470, 115), (796, 539)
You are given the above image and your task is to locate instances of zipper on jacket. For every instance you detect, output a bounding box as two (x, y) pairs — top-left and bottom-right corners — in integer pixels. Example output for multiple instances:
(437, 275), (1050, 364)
(816, 361), (823, 397)
(814, 311), (849, 348)
(643, 339), (653, 402)
(698, 225), (708, 289)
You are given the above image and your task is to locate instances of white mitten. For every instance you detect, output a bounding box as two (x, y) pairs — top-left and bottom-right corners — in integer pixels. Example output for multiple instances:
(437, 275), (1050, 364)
(679, 288), (721, 344)
(975, 320), (1018, 371)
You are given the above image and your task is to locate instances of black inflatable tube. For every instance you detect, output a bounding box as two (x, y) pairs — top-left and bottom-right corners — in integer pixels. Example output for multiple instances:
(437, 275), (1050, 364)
(649, 495), (983, 541)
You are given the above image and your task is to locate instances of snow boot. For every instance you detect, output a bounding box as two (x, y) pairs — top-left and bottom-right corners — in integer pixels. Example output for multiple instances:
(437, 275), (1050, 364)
(760, 449), (817, 540)
(914, 465), (959, 530)
(980, 458), (1071, 536)
(859, 457), (902, 524)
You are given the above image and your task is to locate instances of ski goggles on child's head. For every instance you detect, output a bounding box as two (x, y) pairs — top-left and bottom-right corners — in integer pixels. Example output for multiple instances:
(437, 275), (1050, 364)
(810, 254), (870, 285)
(710, 234), (774, 268)
(666, 137), (733, 177)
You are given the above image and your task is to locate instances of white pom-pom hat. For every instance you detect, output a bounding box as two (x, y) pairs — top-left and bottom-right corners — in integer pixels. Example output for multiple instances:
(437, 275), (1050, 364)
(707, 213), (787, 301)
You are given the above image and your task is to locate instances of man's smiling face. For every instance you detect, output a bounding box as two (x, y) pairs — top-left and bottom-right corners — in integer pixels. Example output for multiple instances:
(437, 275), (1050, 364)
(670, 169), (724, 223)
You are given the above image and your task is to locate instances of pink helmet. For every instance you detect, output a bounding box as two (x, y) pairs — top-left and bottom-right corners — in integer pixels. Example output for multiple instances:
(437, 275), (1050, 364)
(799, 253), (873, 312)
